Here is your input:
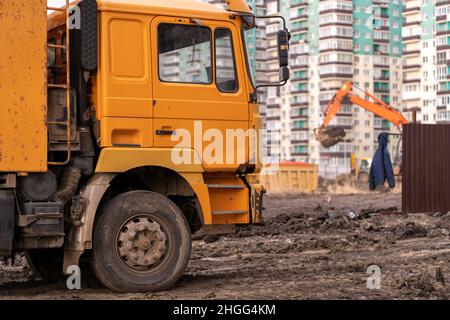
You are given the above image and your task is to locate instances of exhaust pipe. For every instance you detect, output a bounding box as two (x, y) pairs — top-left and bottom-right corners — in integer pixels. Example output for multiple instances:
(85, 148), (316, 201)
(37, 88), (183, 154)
(54, 168), (82, 204)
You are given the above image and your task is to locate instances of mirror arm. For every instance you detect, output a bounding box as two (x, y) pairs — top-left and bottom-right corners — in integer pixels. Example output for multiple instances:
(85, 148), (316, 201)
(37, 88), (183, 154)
(247, 15), (290, 103)
(254, 15), (287, 31)
(250, 80), (288, 104)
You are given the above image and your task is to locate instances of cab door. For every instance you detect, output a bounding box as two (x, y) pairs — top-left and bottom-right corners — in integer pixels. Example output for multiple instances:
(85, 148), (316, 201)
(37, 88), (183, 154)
(150, 16), (249, 171)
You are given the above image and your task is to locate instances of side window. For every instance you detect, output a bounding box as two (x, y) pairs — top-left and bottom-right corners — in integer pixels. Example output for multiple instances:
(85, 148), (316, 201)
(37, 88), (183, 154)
(215, 28), (238, 93)
(158, 23), (212, 84)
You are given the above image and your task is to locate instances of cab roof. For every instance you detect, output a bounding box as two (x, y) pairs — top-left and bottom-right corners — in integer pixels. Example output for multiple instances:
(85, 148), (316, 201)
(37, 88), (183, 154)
(97, 0), (231, 20)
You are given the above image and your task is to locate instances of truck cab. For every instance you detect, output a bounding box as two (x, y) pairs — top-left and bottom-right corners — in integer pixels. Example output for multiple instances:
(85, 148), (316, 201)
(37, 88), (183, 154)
(0, 0), (289, 292)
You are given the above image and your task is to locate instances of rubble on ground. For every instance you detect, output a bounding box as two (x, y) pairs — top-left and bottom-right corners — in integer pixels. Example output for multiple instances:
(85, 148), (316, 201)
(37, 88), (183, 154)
(1, 193), (450, 300)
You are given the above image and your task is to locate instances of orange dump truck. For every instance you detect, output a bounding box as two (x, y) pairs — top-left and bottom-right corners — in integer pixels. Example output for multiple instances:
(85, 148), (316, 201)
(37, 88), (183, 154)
(260, 162), (318, 193)
(0, 0), (290, 292)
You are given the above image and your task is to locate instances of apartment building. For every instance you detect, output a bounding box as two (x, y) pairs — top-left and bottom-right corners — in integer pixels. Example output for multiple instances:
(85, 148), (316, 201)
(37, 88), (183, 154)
(197, 0), (404, 177)
(402, 0), (450, 124)
(260, 0), (404, 177)
(351, 0), (403, 169)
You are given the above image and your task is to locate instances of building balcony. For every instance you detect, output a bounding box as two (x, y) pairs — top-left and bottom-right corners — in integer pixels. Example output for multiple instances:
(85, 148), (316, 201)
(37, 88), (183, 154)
(402, 91), (422, 100)
(403, 64), (421, 70)
(290, 110), (308, 118)
(290, 1), (308, 9)
(437, 45), (450, 51)
(291, 89), (308, 94)
(291, 126), (308, 132)
(320, 73), (353, 79)
(403, 35), (421, 42)
(437, 110), (450, 122)
(291, 64), (309, 71)
(374, 87), (389, 93)
(436, 0), (450, 5)
(292, 77), (309, 82)
(374, 75), (390, 81)
(403, 49), (421, 56)
(403, 78), (421, 84)
(402, 6), (420, 14)
(290, 24), (308, 32)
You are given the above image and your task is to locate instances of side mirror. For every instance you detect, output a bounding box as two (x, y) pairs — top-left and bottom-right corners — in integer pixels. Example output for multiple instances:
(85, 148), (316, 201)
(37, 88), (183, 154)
(242, 15), (256, 30)
(277, 29), (290, 67)
(279, 66), (290, 82)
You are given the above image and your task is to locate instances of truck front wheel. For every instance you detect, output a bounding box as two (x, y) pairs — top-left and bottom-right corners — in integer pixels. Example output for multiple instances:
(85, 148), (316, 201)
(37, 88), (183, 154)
(91, 191), (192, 293)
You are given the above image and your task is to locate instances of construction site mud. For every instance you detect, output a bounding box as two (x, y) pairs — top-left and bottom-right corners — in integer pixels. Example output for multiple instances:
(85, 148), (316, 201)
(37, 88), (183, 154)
(2, 192), (450, 300)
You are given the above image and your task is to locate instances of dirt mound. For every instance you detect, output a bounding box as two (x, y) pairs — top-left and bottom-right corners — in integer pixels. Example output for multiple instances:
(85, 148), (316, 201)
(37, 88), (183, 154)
(236, 206), (401, 238)
(397, 269), (448, 299)
(393, 222), (428, 240)
(237, 211), (327, 237)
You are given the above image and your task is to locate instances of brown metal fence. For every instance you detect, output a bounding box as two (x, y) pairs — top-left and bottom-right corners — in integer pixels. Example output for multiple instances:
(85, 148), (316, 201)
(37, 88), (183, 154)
(403, 124), (450, 213)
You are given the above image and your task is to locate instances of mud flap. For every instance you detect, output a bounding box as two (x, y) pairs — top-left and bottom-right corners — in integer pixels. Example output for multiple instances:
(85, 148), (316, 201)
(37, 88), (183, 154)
(251, 184), (266, 223)
(0, 190), (15, 256)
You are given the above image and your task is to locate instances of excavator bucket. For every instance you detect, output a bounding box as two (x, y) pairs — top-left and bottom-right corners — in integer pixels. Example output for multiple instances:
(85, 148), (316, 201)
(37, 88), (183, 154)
(315, 127), (346, 148)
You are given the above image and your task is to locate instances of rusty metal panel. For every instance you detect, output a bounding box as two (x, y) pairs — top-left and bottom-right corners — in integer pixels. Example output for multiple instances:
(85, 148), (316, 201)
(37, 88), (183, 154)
(403, 124), (450, 213)
(0, 0), (48, 172)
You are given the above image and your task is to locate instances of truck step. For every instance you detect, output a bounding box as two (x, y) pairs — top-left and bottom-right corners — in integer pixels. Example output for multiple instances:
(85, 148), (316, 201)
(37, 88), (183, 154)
(208, 184), (245, 190)
(212, 210), (247, 215)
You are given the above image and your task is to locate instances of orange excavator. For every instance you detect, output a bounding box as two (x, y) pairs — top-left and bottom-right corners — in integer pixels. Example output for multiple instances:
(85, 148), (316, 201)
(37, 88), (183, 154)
(315, 81), (409, 148)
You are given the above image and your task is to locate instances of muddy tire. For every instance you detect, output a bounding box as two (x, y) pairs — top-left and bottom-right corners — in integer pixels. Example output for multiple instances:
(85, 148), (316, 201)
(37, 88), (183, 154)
(25, 249), (64, 283)
(91, 191), (191, 293)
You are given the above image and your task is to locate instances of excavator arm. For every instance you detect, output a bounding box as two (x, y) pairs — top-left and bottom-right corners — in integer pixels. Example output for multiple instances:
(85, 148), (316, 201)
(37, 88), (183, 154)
(316, 81), (409, 148)
(321, 81), (408, 128)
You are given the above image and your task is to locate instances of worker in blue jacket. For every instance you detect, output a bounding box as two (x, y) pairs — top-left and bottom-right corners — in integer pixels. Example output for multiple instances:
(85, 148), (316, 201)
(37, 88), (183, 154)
(369, 133), (395, 190)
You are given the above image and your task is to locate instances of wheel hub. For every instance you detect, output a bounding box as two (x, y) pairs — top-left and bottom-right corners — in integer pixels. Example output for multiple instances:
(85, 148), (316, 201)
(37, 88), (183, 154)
(117, 216), (168, 272)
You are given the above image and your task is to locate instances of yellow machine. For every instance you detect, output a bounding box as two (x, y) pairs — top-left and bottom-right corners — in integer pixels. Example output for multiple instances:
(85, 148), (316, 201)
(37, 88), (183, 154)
(0, 0), (290, 292)
(350, 154), (371, 182)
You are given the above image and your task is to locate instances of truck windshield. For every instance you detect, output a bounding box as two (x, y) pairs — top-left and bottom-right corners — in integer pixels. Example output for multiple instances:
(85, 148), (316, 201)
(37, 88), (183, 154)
(242, 28), (256, 89)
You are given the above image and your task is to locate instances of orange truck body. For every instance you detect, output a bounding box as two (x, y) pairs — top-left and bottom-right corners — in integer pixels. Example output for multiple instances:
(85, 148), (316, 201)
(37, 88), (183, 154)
(0, 0), (48, 172)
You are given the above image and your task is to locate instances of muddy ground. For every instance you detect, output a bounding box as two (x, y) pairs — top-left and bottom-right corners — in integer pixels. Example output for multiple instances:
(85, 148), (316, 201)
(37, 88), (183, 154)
(2, 191), (450, 300)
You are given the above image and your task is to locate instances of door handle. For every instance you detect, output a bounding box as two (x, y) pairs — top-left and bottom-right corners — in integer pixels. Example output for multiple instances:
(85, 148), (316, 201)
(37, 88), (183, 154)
(156, 130), (175, 136)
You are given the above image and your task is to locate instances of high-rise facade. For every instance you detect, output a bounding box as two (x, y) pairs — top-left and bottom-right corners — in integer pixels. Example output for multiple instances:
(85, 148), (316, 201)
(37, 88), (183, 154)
(202, 0), (267, 78)
(201, 0), (405, 177)
(402, 0), (450, 124)
(262, 0), (404, 177)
